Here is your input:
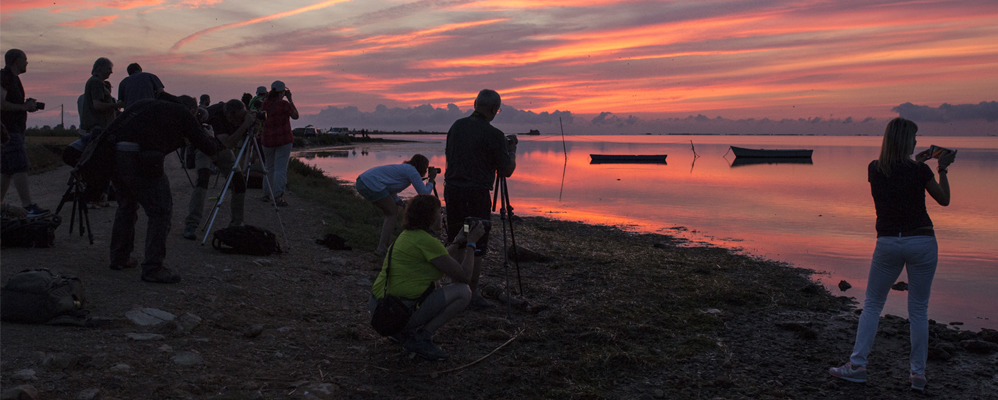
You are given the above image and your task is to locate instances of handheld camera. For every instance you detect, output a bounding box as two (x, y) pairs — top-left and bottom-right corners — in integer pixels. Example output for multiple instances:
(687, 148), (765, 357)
(506, 134), (518, 146)
(927, 145), (952, 159)
(429, 166), (441, 174)
(463, 216), (492, 233)
(35, 102), (45, 110)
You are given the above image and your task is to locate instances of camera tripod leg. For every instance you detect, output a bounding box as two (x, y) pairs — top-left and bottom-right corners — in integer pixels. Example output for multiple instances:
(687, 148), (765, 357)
(249, 136), (291, 250)
(501, 177), (524, 296)
(176, 149), (195, 188)
(200, 137), (253, 246)
(498, 184), (512, 320)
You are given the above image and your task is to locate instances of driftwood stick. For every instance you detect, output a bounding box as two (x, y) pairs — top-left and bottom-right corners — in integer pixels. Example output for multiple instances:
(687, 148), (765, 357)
(427, 329), (522, 377)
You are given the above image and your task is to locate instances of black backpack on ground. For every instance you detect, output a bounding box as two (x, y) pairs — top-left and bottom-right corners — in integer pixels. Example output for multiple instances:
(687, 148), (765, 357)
(1, 269), (88, 325)
(1, 214), (62, 248)
(212, 225), (283, 256)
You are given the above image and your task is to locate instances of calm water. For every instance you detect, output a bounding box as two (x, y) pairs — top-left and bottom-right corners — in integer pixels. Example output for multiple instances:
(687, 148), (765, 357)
(296, 135), (998, 330)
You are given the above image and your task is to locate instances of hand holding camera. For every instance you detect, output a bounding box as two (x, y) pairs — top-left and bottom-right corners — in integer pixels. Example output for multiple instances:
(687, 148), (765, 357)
(24, 98), (41, 112)
(462, 217), (487, 244)
(506, 134), (518, 153)
(427, 166), (440, 180)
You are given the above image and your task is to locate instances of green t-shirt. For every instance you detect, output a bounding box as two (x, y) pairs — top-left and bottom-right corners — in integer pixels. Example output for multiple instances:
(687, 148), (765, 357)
(372, 230), (449, 299)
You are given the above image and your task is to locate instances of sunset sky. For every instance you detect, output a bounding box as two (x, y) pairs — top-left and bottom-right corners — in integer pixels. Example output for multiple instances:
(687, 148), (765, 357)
(2, 0), (997, 135)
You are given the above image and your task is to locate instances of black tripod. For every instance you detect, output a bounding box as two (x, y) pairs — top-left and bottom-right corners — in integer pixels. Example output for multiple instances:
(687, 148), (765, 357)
(492, 172), (524, 296)
(54, 173), (94, 244)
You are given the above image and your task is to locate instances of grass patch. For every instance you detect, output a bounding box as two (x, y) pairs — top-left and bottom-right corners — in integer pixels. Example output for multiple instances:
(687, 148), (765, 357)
(22, 136), (73, 175)
(286, 157), (383, 251)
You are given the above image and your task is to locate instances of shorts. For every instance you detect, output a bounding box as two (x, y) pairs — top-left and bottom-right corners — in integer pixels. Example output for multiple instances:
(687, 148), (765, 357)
(368, 288), (448, 331)
(355, 178), (389, 202)
(1, 133), (29, 175)
(444, 186), (492, 255)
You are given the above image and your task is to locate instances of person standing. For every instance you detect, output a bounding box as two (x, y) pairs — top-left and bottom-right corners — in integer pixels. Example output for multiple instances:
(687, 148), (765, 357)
(443, 89), (517, 310)
(117, 63), (164, 108)
(108, 95), (224, 283)
(828, 117), (957, 391)
(248, 86), (267, 111)
(199, 94), (211, 109)
(0, 49), (49, 217)
(260, 80), (298, 207)
(183, 100), (255, 240)
(80, 57), (123, 134)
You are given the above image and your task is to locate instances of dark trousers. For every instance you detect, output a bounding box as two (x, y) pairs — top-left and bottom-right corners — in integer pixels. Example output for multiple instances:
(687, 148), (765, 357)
(444, 186), (493, 255)
(110, 151), (172, 273)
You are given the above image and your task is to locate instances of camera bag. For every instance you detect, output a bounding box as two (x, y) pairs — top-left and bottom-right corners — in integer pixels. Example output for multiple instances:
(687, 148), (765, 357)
(74, 100), (157, 188)
(370, 243), (435, 336)
(1, 269), (87, 324)
(211, 225), (283, 256)
(1, 214), (62, 248)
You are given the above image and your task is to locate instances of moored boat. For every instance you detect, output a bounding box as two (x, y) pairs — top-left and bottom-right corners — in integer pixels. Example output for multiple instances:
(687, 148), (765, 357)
(590, 154), (668, 164)
(729, 146), (813, 158)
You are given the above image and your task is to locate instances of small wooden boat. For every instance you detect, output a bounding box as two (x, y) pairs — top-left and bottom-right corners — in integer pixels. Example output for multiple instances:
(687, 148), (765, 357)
(730, 146), (812, 158)
(590, 154), (668, 164)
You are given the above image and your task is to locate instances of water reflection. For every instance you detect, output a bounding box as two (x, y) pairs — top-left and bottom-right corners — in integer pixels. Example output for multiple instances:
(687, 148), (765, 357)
(297, 135), (998, 329)
(729, 157), (814, 167)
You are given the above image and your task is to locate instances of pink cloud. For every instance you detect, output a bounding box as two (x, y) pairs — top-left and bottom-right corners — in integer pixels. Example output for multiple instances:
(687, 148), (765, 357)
(170, 0), (350, 52)
(59, 15), (119, 28)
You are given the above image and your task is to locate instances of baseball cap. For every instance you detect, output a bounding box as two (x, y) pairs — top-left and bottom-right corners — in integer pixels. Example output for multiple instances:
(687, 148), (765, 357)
(271, 80), (286, 92)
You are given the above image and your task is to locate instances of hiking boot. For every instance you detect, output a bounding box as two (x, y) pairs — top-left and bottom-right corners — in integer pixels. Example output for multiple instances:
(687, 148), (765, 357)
(25, 203), (50, 217)
(829, 362), (867, 383)
(182, 225), (197, 240)
(109, 257), (139, 271)
(403, 330), (449, 361)
(141, 267), (182, 284)
(467, 295), (496, 311)
(910, 372), (926, 391)
(260, 194), (271, 202)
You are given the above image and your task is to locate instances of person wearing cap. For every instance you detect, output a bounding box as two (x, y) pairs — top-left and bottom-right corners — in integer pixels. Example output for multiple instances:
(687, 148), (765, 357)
(259, 80), (298, 206)
(248, 86), (267, 111)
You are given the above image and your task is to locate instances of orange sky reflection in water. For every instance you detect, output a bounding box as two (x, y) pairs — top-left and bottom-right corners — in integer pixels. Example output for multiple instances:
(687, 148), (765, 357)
(299, 135), (997, 329)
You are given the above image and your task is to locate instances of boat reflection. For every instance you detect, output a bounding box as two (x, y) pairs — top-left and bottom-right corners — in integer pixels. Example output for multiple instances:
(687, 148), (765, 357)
(300, 150), (350, 159)
(730, 157), (814, 167)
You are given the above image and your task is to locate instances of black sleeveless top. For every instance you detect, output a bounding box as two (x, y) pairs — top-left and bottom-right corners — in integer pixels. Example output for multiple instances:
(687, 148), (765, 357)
(868, 160), (934, 236)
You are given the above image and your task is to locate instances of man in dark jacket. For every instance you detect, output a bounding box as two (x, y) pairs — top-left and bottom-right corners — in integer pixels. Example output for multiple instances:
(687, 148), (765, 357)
(108, 94), (225, 283)
(443, 89), (517, 309)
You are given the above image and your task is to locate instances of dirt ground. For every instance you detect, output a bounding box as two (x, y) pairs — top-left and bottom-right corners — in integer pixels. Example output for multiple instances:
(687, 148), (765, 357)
(2, 157), (996, 399)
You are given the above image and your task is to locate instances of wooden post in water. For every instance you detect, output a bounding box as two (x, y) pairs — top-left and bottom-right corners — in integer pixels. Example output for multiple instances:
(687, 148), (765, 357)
(559, 117), (567, 161)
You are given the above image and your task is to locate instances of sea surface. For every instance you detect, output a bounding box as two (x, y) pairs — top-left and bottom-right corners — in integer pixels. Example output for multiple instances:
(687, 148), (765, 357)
(295, 134), (998, 330)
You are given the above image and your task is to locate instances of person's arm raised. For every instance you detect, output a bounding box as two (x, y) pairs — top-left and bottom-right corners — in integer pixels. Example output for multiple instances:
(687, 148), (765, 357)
(925, 149), (956, 206)
(432, 222), (485, 283)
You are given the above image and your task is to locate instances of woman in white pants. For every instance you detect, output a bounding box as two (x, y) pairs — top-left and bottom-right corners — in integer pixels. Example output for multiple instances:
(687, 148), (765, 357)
(829, 117), (957, 391)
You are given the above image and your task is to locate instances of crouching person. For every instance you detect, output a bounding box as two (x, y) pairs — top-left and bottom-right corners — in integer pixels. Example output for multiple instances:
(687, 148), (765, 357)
(369, 194), (485, 360)
(108, 94), (223, 283)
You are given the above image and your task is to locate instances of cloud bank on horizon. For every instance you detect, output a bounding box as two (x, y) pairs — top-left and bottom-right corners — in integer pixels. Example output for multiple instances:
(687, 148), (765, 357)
(2, 0), (997, 135)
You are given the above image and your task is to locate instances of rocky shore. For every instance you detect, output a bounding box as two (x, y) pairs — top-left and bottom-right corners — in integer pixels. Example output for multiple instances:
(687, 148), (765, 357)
(1, 157), (996, 399)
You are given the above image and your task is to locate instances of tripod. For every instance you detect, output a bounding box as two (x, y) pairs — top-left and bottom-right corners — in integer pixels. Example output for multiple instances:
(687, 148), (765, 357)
(54, 173), (94, 244)
(492, 172), (524, 297)
(199, 131), (290, 249)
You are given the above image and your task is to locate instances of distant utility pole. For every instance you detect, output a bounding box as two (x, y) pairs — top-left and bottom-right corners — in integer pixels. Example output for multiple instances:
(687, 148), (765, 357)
(61, 104), (64, 128)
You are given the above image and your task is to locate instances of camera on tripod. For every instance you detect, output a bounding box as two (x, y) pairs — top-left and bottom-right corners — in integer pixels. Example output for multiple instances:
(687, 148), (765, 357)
(506, 134), (518, 146)
(429, 166), (441, 174)
(251, 110), (267, 121)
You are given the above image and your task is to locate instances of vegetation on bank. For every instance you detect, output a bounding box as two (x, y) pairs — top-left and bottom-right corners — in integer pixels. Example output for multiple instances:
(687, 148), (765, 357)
(285, 157), (384, 251)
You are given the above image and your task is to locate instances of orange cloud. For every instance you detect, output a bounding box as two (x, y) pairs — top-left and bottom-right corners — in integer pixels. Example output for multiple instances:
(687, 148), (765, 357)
(59, 15), (120, 28)
(169, 0), (351, 52)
